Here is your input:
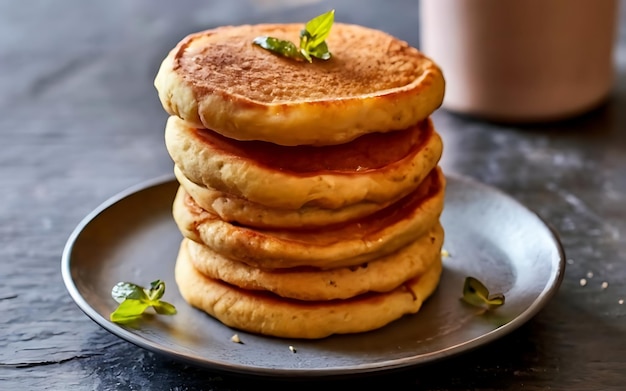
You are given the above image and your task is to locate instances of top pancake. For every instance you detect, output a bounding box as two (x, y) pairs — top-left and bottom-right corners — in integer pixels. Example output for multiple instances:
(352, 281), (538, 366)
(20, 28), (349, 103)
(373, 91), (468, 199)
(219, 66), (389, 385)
(154, 23), (445, 146)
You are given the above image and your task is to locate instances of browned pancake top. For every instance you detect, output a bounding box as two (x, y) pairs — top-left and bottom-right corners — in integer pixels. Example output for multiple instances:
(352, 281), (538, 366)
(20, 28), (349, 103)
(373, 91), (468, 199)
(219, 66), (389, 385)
(191, 119), (433, 173)
(174, 23), (428, 104)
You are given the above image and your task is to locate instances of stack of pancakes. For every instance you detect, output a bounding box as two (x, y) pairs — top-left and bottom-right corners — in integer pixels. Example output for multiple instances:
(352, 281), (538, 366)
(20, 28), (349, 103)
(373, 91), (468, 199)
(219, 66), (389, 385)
(154, 23), (446, 339)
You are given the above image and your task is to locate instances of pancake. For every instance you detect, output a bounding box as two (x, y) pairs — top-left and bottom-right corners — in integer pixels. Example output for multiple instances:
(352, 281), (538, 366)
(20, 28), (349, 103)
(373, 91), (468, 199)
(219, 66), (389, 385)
(185, 222), (443, 301)
(166, 115), (443, 209)
(173, 167), (445, 269)
(175, 166), (403, 229)
(175, 240), (443, 339)
(154, 23), (445, 146)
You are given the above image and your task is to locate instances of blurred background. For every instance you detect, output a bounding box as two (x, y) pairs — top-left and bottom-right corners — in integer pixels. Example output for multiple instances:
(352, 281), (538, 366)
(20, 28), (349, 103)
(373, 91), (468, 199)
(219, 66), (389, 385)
(2, 1), (626, 390)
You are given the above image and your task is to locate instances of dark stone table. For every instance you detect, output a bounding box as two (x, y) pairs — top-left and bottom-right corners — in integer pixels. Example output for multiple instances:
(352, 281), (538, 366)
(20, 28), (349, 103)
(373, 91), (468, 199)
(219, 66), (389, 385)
(2, 1), (625, 389)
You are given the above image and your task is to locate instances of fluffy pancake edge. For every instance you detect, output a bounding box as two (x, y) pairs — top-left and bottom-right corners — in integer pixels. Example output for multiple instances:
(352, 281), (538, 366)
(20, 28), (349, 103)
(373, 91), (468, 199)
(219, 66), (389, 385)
(176, 165), (406, 229)
(185, 222), (444, 301)
(172, 167), (445, 269)
(175, 239), (443, 339)
(166, 115), (443, 209)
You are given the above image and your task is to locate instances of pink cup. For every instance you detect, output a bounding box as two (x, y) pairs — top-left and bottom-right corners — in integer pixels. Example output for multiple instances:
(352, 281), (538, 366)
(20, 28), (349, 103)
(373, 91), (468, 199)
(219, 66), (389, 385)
(420, 0), (619, 122)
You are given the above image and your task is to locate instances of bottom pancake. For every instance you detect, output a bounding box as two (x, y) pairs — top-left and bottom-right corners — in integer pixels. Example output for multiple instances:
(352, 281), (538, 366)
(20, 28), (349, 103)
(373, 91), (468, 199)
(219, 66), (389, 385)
(185, 222), (444, 301)
(175, 240), (443, 339)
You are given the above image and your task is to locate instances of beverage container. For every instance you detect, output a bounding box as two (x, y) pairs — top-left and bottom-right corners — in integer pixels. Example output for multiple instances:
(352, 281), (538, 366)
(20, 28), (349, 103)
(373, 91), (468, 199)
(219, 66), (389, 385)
(419, 0), (619, 122)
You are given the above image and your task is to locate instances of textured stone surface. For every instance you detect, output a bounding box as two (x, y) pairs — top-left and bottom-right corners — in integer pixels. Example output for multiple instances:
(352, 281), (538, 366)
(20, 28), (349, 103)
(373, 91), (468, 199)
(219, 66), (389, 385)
(1, 0), (625, 389)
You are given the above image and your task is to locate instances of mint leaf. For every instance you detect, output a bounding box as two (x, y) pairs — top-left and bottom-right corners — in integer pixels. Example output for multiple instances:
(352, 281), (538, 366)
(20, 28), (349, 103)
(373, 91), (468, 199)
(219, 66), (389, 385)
(110, 299), (151, 323)
(253, 9), (334, 63)
(307, 41), (331, 60)
(461, 277), (505, 310)
(253, 36), (303, 61)
(301, 9), (334, 50)
(147, 280), (166, 301)
(299, 47), (312, 63)
(111, 282), (148, 304)
(110, 280), (177, 323)
(153, 301), (177, 315)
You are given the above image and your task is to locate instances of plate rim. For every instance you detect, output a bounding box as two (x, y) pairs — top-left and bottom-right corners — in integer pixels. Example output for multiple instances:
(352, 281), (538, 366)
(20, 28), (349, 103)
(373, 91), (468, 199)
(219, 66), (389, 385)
(61, 173), (566, 378)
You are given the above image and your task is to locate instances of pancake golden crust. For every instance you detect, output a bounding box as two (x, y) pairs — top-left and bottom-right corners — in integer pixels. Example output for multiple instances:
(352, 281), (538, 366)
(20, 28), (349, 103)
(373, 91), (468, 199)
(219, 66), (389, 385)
(154, 23), (445, 146)
(175, 240), (443, 339)
(175, 166), (402, 229)
(185, 222), (443, 301)
(166, 116), (443, 209)
(173, 167), (445, 269)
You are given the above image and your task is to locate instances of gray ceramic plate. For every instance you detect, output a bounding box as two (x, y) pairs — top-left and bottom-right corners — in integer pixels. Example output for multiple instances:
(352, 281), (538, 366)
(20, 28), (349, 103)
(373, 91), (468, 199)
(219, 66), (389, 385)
(61, 174), (565, 378)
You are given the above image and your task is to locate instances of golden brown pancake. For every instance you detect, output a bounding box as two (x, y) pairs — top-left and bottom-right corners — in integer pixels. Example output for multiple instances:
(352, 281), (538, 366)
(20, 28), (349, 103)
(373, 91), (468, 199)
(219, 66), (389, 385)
(175, 239), (443, 339)
(185, 222), (443, 301)
(175, 165), (405, 229)
(156, 20), (448, 340)
(166, 115), (443, 209)
(173, 167), (445, 269)
(154, 23), (445, 146)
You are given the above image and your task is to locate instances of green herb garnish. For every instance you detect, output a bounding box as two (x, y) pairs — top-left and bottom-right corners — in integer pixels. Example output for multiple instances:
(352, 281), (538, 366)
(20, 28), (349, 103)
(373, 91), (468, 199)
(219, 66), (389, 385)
(461, 277), (505, 310)
(110, 280), (177, 323)
(253, 9), (335, 63)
